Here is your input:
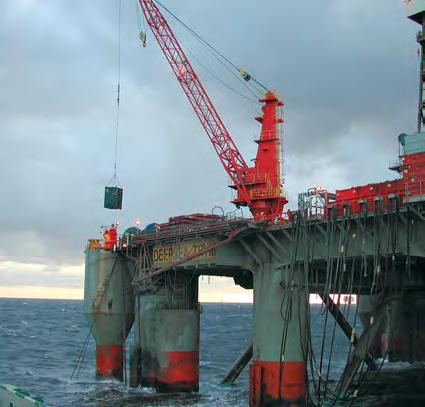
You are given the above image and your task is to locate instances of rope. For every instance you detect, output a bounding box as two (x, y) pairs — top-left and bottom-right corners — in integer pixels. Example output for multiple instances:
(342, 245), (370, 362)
(71, 320), (95, 380)
(111, 0), (122, 187)
(135, 0), (147, 46)
(152, 0), (270, 93)
(134, 0), (144, 34)
(183, 45), (260, 105)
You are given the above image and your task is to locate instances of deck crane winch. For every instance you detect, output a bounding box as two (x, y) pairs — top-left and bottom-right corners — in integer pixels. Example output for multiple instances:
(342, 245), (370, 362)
(138, 0), (287, 220)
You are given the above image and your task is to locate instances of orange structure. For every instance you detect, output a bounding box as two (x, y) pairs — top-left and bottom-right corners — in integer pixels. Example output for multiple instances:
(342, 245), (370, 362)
(102, 225), (117, 250)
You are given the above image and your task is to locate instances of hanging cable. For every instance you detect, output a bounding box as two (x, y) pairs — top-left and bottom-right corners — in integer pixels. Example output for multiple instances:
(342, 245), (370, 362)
(199, 42), (262, 100)
(152, 0), (270, 92)
(134, 0), (143, 38)
(134, 0), (142, 33)
(158, 4), (262, 102)
(135, 0), (147, 47)
(183, 45), (260, 105)
(110, 0), (122, 187)
(139, 0), (262, 103)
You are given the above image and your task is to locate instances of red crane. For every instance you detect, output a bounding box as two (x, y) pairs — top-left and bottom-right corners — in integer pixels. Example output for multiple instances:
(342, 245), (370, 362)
(138, 0), (287, 220)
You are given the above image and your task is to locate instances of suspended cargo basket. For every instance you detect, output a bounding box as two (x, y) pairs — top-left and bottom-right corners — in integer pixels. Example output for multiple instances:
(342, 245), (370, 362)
(104, 186), (123, 210)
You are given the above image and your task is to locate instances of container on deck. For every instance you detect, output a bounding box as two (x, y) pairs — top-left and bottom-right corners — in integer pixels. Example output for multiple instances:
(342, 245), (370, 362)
(104, 186), (123, 210)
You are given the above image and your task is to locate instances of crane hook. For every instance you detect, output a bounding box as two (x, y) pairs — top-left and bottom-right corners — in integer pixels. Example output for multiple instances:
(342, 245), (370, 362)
(139, 31), (147, 47)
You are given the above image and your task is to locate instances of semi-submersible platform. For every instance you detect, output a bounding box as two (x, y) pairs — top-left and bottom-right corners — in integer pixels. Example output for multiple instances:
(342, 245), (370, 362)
(83, 1), (425, 406)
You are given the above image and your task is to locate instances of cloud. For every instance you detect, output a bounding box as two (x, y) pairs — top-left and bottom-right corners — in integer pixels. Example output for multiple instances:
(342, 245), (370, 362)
(0, 0), (419, 296)
(0, 261), (82, 288)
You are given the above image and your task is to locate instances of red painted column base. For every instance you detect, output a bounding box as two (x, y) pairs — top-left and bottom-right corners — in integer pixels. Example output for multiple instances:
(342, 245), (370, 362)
(250, 361), (306, 406)
(96, 344), (123, 381)
(156, 351), (199, 392)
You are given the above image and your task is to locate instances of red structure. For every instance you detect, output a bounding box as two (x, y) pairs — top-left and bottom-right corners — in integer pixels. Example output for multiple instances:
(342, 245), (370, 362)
(138, 0), (286, 220)
(231, 92), (287, 218)
(102, 224), (117, 250)
(333, 133), (425, 216)
(250, 361), (306, 406)
(96, 344), (124, 378)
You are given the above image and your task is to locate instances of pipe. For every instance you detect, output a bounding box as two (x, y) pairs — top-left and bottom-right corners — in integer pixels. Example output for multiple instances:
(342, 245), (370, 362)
(221, 339), (253, 384)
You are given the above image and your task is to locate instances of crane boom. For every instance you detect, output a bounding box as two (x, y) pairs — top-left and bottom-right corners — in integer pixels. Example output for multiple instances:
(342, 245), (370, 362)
(139, 0), (287, 220)
(139, 0), (251, 205)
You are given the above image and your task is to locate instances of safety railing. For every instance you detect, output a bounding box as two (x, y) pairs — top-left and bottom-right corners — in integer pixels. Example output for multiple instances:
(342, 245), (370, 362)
(405, 180), (425, 198)
(249, 187), (282, 199)
(388, 158), (402, 171)
(228, 173), (269, 187)
(123, 216), (249, 247)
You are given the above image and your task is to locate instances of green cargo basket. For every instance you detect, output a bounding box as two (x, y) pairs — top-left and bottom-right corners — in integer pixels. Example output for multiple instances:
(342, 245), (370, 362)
(104, 186), (123, 210)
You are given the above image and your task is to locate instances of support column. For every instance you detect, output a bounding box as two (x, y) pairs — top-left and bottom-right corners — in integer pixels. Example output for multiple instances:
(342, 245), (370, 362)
(250, 264), (308, 406)
(155, 273), (199, 392)
(155, 309), (199, 392)
(84, 248), (135, 381)
(131, 289), (168, 387)
(383, 290), (425, 362)
(131, 272), (200, 392)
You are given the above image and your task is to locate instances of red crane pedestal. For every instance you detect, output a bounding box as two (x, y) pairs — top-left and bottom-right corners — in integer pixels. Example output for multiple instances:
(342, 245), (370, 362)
(231, 91), (287, 219)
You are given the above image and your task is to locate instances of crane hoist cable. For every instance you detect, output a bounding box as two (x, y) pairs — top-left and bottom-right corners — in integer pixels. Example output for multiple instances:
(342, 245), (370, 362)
(183, 45), (260, 105)
(196, 36), (261, 100)
(136, 0), (260, 103)
(151, 0), (263, 102)
(110, 0), (122, 187)
(134, 0), (147, 47)
(152, 0), (270, 94)
(104, 0), (124, 210)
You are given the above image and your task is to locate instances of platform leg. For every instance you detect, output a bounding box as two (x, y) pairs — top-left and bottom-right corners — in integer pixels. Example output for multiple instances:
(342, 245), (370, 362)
(84, 249), (135, 382)
(155, 309), (199, 392)
(155, 273), (199, 392)
(133, 291), (168, 388)
(132, 273), (200, 392)
(384, 290), (425, 362)
(250, 264), (308, 406)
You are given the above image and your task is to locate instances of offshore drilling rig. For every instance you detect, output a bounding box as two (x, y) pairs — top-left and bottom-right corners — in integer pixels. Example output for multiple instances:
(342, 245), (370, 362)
(83, 1), (425, 405)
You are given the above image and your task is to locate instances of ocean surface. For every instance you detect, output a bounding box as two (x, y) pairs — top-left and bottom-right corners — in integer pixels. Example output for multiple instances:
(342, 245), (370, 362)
(1, 299), (425, 406)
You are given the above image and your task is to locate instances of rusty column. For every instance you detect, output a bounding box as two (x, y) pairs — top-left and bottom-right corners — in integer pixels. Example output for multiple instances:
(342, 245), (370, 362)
(131, 272), (200, 392)
(250, 263), (308, 406)
(84, 246), (135, 381)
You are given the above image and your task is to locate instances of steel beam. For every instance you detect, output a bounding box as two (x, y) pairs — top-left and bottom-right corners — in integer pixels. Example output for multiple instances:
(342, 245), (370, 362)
(318, 294), (377, 370)
(334, 300), (388, 396)
(221, 339), (253, 384)
(239, 239), (262, 265)
(257, 234), (284, 263)
(134, 226), (249, 283)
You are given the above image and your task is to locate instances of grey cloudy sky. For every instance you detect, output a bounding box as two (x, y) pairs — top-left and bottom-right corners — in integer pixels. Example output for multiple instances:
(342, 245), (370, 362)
(0, 0), (419, 296)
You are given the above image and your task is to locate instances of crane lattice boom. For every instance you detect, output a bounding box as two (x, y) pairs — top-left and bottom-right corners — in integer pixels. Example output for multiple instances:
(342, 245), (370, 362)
(139, 0), (287, 219)
(139, 0), (250, 204)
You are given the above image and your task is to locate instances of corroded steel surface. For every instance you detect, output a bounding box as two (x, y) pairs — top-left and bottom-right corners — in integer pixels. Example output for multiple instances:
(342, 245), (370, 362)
(84, 249), (135, 381)
(131, 273), (200, 392)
